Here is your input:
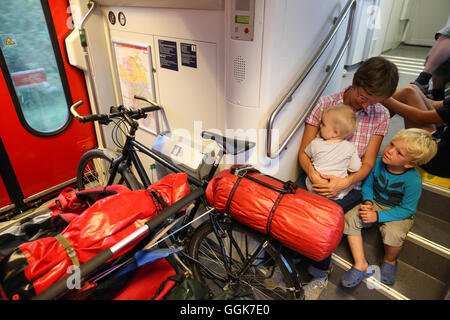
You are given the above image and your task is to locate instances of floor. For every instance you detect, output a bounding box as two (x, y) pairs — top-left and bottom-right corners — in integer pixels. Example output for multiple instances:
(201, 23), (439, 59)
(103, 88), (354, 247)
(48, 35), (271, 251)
(0, 197), (54, 232)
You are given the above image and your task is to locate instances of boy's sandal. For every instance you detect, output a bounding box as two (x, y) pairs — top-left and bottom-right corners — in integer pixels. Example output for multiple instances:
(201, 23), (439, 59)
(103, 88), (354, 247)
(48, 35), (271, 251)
(380, 261), (397, 285)
(341, 264), (375, 288)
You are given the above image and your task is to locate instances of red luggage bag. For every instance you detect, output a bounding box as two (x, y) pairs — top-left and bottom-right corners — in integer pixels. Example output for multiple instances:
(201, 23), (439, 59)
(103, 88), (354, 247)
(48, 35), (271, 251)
(0, 173), (190, 300)
(206, 166), (344, 261)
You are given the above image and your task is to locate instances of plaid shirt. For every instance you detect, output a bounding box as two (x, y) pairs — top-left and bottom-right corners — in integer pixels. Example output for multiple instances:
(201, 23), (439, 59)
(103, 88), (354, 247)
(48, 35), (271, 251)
(305, 86), (390, 189)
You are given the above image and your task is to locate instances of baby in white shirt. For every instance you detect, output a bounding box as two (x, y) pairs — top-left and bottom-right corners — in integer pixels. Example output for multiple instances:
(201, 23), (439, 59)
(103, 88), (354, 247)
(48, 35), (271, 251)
(305, 104), (362, 199)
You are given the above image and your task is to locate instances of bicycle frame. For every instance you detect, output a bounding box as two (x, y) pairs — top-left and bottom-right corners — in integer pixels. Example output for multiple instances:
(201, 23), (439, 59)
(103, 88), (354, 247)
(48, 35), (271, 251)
(108, 132), (211, 189)
(105, 125), (229, 245)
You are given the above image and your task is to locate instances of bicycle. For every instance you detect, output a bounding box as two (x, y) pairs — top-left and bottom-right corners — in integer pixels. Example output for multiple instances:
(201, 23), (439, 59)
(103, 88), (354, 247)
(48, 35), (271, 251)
(35, 96), (303, 300)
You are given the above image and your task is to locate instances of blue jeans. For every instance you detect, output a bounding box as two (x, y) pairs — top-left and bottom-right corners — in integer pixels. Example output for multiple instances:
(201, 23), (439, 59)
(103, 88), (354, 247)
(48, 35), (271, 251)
(293, 172), (362, 273)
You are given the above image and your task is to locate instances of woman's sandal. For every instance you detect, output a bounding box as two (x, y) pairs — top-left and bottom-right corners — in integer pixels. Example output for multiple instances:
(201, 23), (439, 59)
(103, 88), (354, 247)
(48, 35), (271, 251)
(341, 264), (375, 288)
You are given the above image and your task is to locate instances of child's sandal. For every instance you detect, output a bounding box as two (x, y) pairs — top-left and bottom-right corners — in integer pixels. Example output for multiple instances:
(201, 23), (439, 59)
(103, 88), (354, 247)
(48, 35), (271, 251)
(341, 264), (375, 288)
(380, 261), (397, 285)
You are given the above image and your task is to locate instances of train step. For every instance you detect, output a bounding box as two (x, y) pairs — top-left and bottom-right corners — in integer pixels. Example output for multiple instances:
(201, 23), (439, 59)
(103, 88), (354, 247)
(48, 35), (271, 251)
(318, 182), (450, 300)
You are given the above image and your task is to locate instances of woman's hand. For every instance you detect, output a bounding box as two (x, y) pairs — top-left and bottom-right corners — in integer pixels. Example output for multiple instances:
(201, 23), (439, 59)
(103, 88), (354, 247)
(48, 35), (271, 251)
(312, 174), (350, 198)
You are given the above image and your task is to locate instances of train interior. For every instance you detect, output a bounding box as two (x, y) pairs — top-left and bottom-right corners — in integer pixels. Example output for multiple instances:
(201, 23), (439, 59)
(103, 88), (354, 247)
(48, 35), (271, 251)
(0, 0), (449, 300)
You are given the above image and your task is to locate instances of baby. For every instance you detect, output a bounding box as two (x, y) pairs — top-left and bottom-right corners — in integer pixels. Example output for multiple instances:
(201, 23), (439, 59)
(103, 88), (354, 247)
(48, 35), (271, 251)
(304, 104), (361, 199)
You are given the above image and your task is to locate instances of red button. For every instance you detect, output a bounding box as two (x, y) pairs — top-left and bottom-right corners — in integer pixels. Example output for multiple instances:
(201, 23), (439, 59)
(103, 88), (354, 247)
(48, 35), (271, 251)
(244, 28), (249, 33)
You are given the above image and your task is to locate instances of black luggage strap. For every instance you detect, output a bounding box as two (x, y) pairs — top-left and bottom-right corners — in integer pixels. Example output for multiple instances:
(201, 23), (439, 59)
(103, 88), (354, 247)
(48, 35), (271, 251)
(54, 234), (80, 267)
(266, 193), (284, 234)
(231, 165), (297, 195)
(55, 199), (64, 213)
(225, 176), (244, 214)
(146, 190), (168, 213)
(226, 169), (290, 233)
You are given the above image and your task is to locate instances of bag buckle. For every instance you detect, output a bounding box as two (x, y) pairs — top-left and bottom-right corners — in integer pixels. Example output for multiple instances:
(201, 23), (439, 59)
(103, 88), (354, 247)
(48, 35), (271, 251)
(231, 164), (254, 177)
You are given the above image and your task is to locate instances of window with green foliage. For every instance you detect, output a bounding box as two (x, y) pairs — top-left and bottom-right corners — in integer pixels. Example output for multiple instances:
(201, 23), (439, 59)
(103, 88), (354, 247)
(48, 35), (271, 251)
(0, 0), (69, 134)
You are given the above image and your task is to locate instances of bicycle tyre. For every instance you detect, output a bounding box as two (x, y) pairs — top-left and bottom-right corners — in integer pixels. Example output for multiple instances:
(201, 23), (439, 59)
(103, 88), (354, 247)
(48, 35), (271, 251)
(76, 149), (141, 191)
(188, 218), (302, 300)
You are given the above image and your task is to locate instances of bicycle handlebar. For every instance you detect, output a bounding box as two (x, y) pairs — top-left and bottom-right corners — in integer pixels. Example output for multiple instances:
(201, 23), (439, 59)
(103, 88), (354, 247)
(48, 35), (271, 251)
(134, 95), (159, 107)
(70, 100), (161, 124)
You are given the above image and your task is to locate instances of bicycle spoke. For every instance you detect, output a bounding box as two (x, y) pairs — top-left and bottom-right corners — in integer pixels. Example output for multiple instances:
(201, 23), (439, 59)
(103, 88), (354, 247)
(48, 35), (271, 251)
(95, 158), (109, 186)
(191, 221), (297, 300)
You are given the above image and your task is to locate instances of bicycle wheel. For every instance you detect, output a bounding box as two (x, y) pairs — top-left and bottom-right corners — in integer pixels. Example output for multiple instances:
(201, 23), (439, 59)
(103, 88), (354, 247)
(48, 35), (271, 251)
(77, 149), (140, 190)
(188, 217), (302, 300)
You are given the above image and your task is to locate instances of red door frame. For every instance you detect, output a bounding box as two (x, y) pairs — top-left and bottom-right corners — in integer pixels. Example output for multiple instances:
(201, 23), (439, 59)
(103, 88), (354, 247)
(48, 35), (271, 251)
(0, 0), (96, 213)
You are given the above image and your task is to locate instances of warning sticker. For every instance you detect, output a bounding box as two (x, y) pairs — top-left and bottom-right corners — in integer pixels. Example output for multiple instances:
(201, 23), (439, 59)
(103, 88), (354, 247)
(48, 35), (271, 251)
(5, 37), (15, 46)
(181, 43), (197, 68)
(158, 40), (178, 71)
(0, 34), (17, 47)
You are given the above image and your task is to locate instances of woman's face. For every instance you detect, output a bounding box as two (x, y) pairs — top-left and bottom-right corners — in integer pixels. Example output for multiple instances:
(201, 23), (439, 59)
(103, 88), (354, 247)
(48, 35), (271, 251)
(348, 86), (385, 111)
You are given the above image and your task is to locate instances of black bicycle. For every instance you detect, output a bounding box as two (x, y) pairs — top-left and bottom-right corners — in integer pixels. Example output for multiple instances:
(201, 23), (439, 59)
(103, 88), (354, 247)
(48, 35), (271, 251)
(37, 97), (303, 300)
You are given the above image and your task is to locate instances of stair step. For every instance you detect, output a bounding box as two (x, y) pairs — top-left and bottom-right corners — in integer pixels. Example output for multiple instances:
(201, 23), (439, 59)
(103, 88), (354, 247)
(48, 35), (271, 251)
(325, 257), (390, 300)
(336, 211), (450, 281)
(294, 257), (389, 300)
(323, 180), (450, 300)
(401, 235), (449, 282)
(331, 228), (448, 300)
(329, 254), (405, 300)
(418, 183), (450, 224)
(412, 211), (450, 250)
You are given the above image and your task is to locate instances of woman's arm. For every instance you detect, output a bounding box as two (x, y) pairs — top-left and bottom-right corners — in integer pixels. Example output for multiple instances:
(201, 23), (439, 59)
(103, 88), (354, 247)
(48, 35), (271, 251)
(298, 124), (328, 184)
(347, 134), (382, 185)
(315, 135), (382, 197)
(383, 98), (444, 125)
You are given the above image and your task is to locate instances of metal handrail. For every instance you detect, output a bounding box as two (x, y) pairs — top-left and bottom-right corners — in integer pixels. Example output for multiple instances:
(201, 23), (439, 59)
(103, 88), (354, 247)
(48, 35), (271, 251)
(266, 0), (357, 158)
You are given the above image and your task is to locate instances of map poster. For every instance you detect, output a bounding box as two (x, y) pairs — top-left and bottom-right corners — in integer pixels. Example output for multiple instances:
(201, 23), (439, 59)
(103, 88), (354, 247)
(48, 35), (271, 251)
(112, 41), (159, 135)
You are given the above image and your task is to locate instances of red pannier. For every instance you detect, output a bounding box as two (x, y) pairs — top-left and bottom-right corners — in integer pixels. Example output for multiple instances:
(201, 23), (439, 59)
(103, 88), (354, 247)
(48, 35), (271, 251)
(47, 184), (133, 222)
(112, 258), (177, 300)
(206, 166), (344, 261)
(0, 173), (190, 300)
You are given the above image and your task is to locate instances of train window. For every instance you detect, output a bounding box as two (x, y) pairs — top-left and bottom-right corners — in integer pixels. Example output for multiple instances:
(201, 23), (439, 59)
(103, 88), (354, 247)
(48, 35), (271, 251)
(0, 0), (70, 135)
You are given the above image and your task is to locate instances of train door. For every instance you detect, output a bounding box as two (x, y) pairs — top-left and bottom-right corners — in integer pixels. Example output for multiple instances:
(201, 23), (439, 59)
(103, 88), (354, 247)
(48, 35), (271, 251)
(0, 0), (96, 214)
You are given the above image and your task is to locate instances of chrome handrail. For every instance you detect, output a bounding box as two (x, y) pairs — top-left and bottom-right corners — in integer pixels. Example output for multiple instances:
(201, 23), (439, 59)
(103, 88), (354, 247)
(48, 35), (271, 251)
(266, 0), (357, 158)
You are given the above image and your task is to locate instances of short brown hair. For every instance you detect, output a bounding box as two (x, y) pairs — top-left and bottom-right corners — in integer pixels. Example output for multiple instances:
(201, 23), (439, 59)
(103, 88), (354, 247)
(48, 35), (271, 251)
(353, 56), (399, 98)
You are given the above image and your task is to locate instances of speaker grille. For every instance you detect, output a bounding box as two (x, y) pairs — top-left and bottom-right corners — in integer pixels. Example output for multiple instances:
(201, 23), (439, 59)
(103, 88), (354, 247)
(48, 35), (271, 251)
(233, 56), (246, 83)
